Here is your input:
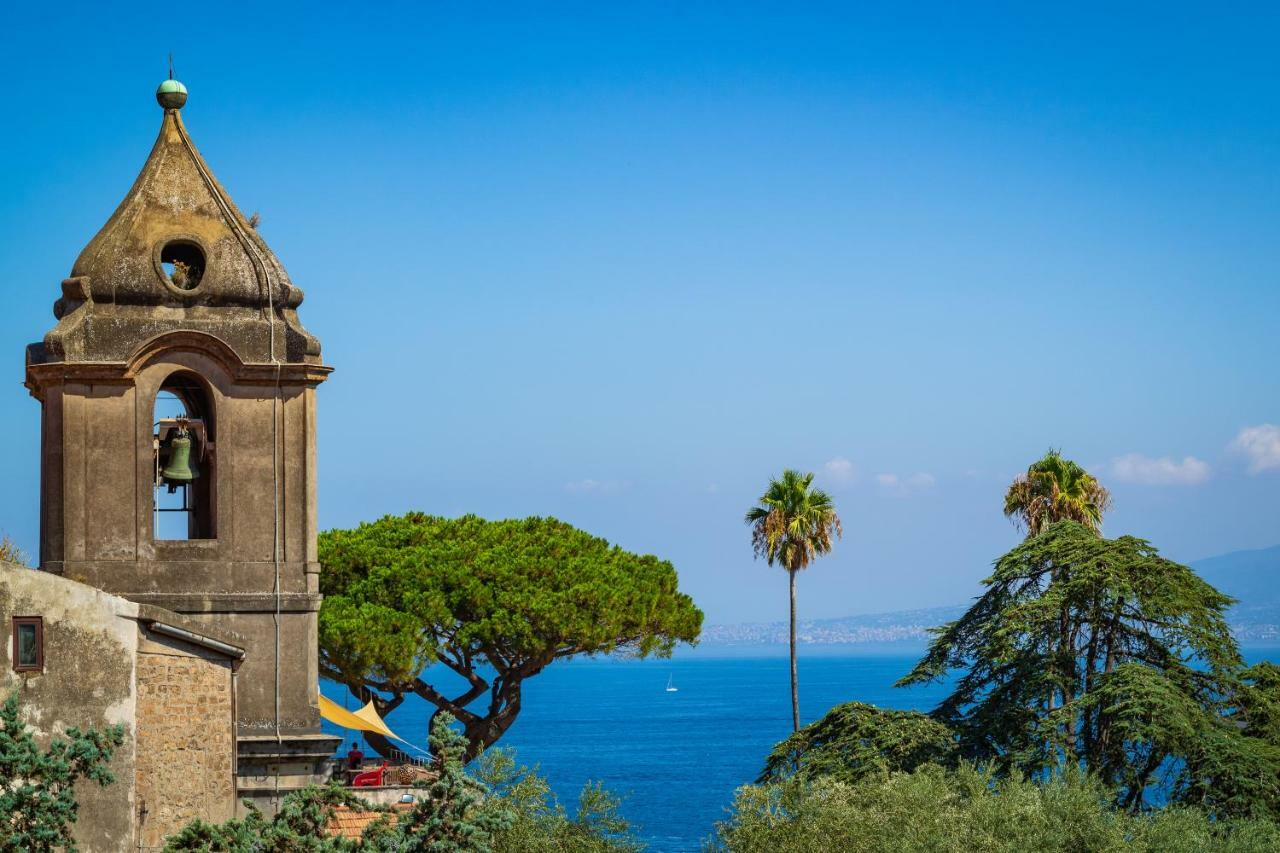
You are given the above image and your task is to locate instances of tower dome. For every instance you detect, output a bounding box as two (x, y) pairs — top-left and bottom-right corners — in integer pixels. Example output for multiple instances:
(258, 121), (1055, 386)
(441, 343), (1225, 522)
(156, 77), (188, 109)
(32, 82), (321, 366)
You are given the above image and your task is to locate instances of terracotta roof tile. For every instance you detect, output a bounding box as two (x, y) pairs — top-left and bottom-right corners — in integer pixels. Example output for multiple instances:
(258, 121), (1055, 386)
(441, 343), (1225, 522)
(324, 803), (411, 840)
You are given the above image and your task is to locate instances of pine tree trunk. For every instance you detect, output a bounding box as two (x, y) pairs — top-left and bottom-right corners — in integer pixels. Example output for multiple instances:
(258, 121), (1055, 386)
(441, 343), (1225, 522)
(789, 567), (800, 732)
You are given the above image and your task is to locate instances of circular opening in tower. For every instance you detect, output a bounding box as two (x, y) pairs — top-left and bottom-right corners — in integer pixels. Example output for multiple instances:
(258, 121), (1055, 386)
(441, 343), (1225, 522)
(159, 240), (205, 291)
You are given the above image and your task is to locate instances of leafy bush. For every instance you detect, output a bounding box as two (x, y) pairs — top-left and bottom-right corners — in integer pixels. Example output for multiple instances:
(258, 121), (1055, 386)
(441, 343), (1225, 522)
(164, 714), (637, 852)
(0, 692), (125, 853)
(162, 783), (389, 851)
(392, 716), (512, 851)
(759, 702), (956, 784)
(712, 765), (1280, 853)
(0, 534), (30, 567)
(474, 749), (642, 853)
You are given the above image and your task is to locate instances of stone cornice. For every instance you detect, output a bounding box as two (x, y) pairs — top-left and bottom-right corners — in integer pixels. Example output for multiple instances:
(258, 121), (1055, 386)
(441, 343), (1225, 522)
(25, 328), (332, 397)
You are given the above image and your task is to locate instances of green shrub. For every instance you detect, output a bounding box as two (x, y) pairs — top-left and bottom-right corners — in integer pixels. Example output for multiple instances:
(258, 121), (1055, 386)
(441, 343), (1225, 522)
(0, 692), (125, 853)
(474, 749), (641, 853)
(759, 702), (956, 784)
(164, 715), (636, 852)
(711, 765), (1280, 853)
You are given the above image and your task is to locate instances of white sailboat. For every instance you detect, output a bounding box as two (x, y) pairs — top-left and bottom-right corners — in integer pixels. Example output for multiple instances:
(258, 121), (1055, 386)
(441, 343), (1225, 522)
(665, 674), (679, 693)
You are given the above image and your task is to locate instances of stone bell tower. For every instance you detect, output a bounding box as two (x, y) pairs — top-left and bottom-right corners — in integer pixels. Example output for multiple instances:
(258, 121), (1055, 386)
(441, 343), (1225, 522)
(25, 78), (340, 807)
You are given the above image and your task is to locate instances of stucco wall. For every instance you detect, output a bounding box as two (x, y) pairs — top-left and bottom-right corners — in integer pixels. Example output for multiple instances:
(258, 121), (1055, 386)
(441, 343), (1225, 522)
(0, 563), (243, 851)
(0, 561), (139, 852)
(134, 637), (237, 848)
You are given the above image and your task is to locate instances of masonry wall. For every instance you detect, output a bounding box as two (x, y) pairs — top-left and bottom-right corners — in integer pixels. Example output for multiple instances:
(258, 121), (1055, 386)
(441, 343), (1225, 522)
(134, 634), (237, 849)
(0, 562), (139, 852)
(45, 349), (326, 739)
(0, 563), (243, 851)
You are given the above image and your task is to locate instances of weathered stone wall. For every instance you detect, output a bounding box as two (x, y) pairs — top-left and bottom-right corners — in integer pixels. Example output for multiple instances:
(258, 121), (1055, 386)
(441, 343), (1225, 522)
(0, 563), (244, 851)
(134, 637), (236, 849)
(0, 562), (139, 852)
(42, 349), (326, 739)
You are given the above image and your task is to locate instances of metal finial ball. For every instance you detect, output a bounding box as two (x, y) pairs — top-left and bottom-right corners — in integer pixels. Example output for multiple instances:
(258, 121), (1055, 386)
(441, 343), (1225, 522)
(156, 79), (188, 110)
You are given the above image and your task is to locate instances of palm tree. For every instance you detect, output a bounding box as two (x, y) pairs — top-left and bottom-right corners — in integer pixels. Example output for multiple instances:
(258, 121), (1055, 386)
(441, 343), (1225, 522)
(745, 469), (842, 732)
(1004, 449), (1112, 537)
(1003, 451), (1112, 718)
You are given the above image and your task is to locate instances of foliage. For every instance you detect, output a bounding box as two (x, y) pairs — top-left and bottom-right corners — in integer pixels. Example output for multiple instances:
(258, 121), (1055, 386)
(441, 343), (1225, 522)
(164, 716), (635, 853)
(744, 470), (842, 574)
(473, 749), (642, 853)
(1235, 661), (1280, 745)
(0, 534), (30, 567)
(744, 469), (842, 732)
(319, 514), (702, 760)
(898, 521), (1280, 816)
(163, 783), (388, 851)
(1003, 449), (1111, 537)
(394, 713), (512, 852)
(758, 702), (956, 784)
(0, 692), (125, 853)
(166, 259), (203, 290)
(712, 764), (1280, 853)
(165, 714), (497, 852)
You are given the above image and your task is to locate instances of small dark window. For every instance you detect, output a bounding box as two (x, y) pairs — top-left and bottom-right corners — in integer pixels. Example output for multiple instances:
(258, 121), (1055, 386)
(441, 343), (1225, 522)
(12, 617), (42, 673)
(160, 240), (205, 290)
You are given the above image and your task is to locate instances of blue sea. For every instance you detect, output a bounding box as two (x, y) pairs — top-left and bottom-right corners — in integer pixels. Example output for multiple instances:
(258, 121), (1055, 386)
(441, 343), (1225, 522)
(321, 645), (1280, 852)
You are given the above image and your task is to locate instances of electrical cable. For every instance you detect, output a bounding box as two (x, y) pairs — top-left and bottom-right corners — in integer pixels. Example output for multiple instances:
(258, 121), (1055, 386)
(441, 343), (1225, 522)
(177, 107), (288, 803)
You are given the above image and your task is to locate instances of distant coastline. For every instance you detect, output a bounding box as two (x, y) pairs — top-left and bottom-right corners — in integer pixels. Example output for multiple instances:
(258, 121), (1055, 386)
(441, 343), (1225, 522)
(700, 604), (963, 647)
(701, 544), (1280, 649)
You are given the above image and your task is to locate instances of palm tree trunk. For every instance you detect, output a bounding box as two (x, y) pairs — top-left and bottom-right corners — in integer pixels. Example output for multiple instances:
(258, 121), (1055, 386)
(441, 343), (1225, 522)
(789, 567), (800, 732)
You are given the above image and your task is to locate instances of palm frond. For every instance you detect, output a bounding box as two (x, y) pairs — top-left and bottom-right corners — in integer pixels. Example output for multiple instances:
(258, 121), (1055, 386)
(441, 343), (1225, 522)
(745, 468), (842, 571)
(1004, 450), (1111, 539)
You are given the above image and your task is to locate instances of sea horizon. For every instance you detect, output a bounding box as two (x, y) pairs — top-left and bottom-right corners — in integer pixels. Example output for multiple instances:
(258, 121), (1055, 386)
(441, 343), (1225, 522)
(322, 645), (1280, 852)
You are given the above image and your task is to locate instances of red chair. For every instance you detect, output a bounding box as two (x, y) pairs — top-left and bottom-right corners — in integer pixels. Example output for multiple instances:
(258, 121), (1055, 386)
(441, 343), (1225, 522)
(352, 761), (388, 787)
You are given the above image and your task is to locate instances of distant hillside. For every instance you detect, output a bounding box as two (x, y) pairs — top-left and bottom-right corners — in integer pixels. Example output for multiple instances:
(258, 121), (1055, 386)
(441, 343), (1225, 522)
(701, 604), (965, 646)
(1192, 544), (1280, 643)
(703, 545), (1280, 647)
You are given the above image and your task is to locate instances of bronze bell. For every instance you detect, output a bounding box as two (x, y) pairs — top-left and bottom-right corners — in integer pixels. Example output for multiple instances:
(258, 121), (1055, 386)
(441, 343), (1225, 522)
(161, 428), (199, 489)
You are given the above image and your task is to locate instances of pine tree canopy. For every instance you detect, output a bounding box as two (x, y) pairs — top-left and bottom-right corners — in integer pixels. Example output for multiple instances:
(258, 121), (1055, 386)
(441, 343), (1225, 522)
(893, 521), (1280, 817)
(318, 513), (703, 760)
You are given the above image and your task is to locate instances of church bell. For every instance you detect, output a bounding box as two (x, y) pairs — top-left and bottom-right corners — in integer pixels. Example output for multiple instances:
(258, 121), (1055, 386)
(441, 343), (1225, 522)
(160, 427), (199, 490)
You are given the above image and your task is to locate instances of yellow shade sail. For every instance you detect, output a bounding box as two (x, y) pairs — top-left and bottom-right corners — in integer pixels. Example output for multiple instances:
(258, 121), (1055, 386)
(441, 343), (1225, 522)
(319, 694), (404, 743)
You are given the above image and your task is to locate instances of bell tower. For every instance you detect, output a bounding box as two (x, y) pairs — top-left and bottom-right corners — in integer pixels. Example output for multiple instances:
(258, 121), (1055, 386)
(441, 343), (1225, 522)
(25, 78), (340, 807)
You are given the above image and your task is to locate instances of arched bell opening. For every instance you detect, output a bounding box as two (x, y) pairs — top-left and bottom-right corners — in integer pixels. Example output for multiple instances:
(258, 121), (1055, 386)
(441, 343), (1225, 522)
(152, 371), (217, 540)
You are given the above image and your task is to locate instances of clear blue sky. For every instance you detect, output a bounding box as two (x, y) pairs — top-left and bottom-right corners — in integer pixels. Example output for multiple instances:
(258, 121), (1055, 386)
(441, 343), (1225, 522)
(2, 3), (1277, 623)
